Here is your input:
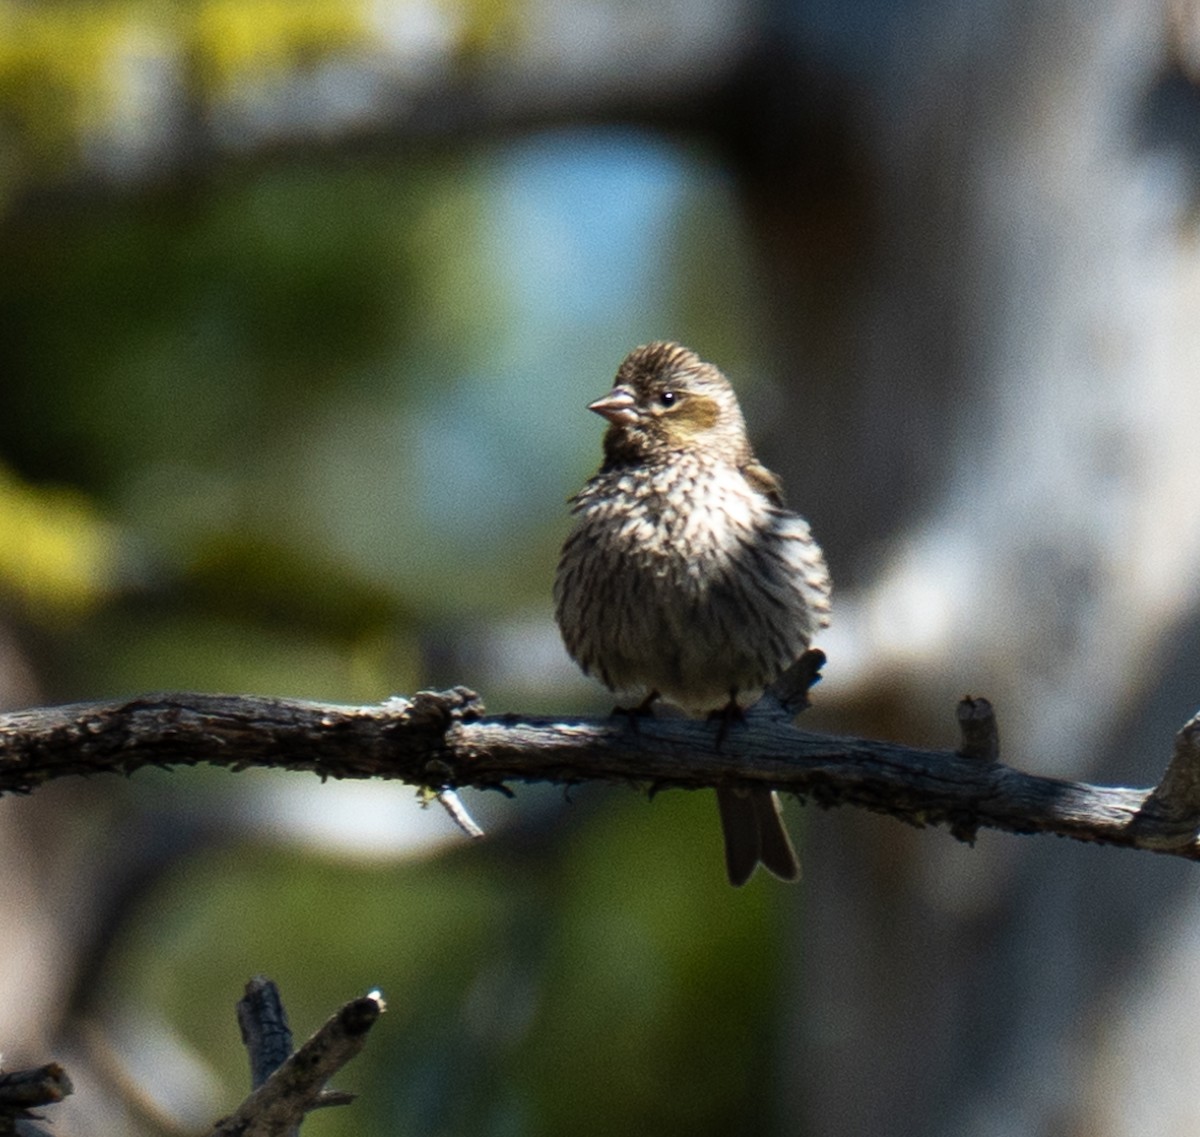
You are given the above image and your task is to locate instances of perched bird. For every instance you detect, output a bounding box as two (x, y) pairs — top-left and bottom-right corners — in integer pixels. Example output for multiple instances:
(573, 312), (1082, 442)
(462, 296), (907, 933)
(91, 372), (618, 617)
(554, 342), (831, 885)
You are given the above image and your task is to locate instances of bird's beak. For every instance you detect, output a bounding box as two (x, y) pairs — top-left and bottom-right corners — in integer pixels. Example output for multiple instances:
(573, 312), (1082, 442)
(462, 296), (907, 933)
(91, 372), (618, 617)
(588, 385), (638, 425)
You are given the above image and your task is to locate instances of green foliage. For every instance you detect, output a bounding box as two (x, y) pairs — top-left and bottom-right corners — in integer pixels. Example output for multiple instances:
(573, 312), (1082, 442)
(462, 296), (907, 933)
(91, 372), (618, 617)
(516, 791), (784, 1136)
(189, 0), (370, 93)
(0, 152), (519, 699)
(0, 462), (120, 618)
(0, 1), (377, 196)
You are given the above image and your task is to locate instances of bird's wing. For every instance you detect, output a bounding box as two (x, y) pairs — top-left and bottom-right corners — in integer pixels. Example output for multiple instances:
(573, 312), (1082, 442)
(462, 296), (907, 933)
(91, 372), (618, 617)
(740, 459), (786, 507)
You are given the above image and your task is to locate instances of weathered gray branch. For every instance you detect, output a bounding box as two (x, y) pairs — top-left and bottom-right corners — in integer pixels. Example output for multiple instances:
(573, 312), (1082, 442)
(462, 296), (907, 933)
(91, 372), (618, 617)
(0, 1063), (72, 1134)
(211, 987), (383, 1137)
(1, 683), (1199, 860)
(238, 979), (297, 1095)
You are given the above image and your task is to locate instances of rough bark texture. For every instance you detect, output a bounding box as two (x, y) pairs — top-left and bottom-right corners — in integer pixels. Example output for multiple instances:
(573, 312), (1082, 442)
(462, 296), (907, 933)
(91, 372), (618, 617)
(210, 989), (381, 1137)
(0, 1063), (72, 1134)
(2, 687), (1198, 861)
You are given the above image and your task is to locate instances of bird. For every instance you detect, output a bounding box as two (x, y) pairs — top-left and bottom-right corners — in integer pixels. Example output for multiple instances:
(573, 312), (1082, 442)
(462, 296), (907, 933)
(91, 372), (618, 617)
(553, 341), (831, 885)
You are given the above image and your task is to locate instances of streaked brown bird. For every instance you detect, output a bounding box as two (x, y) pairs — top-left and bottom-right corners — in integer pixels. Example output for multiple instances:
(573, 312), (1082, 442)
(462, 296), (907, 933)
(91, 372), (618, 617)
(554, 342), (831, 885)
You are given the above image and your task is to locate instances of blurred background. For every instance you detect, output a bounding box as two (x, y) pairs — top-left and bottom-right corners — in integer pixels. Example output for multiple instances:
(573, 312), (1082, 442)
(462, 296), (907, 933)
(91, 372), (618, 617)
(3, 0), (1200, 1133)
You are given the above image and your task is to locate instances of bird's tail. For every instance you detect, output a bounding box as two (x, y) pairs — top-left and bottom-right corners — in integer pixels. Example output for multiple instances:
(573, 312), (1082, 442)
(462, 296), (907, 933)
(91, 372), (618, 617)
(715, 786), (801, 886)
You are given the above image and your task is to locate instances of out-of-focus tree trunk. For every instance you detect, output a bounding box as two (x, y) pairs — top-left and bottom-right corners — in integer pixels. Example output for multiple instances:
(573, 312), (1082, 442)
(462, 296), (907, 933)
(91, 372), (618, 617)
(723, 2), (1200, 1133)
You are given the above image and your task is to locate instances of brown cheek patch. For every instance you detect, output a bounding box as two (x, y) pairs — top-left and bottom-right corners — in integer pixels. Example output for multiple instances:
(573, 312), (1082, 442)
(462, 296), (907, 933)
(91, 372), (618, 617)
(669, 394), (721, 437)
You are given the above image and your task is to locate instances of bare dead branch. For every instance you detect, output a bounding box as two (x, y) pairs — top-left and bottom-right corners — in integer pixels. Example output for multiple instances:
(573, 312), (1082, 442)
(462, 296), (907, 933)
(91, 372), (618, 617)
(238, 979), (294, 1092)
(211, 989), (383, 1137)
(0, 1063), (72, 1132)
(1, 683), (1198, 861)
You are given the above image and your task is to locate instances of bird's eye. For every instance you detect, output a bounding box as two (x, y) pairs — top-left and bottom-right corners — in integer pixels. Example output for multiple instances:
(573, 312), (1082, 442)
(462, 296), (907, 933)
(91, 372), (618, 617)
(658, 390), (678, 407)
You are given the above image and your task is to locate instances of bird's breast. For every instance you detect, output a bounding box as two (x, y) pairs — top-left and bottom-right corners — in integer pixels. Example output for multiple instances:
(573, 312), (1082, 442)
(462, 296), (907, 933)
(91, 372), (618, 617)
(581, 461), (766, 571)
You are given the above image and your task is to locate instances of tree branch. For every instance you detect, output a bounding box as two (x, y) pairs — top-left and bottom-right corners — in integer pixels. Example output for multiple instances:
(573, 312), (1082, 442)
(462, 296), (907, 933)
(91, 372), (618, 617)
(236, 977), (357, 1114)
(211, 987), (383, 1137)
(0, 1063), (72, 1133)
(1, 681), (1198, 860)
(237, 979), (297, 1094)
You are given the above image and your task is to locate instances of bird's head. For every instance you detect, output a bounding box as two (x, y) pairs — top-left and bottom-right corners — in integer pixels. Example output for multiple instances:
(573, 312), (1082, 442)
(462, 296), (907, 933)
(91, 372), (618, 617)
(590, 342), (751, 466)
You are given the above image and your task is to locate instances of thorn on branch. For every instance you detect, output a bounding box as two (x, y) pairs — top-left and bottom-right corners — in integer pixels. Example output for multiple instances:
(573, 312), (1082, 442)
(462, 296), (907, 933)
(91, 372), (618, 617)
(1130, 712), (1200, 849)
(949, 814), (981, 845)
(957, 696), (1000, 763)
(764, 648), (827, 717)
(310, 1089), (357, 1110)
(435, 788), (486, 839)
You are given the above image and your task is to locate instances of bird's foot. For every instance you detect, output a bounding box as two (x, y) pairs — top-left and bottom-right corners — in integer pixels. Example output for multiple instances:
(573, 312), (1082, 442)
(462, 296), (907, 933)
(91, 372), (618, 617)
(708, 696), (746, 748)
(614, 690), (661, 729)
